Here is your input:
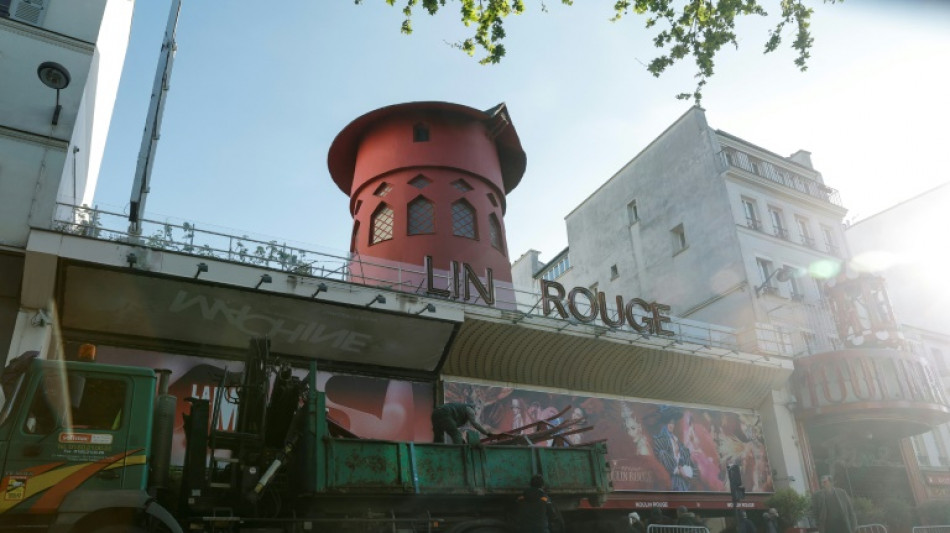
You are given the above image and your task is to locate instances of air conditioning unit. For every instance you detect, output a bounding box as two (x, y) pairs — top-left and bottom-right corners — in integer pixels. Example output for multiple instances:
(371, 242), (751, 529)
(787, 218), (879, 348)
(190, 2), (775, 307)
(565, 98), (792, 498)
(8, 0), (47, 25)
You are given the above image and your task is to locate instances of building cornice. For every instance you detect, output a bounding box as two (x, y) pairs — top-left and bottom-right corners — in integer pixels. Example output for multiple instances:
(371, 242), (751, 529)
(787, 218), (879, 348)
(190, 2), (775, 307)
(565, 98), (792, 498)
(0, 125), (68, 150)
(0, 17), (95, 55)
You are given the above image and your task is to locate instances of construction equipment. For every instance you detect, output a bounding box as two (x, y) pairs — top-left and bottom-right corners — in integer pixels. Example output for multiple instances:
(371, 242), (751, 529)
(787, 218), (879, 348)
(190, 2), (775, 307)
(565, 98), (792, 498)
(0, 339), (611, 532)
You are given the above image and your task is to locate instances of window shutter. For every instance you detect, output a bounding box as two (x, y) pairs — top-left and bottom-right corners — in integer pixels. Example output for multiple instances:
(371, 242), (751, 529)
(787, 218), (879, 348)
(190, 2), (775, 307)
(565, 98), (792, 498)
(10, 0), (48, 25)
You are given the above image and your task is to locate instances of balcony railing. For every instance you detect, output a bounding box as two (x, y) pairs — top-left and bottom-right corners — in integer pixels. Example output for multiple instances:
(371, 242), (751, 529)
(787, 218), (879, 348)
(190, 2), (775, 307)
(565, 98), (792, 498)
(52, 203), (819, 358)
(720, 148), (844, 207)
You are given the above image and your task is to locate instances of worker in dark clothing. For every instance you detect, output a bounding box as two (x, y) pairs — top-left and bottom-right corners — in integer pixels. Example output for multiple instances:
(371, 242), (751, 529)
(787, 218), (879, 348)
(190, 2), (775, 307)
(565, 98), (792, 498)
(736, 511), (756, 533)
(517, 475), (562, 533)
(431, 402), (493, 444)
(676, 505), (704, 526)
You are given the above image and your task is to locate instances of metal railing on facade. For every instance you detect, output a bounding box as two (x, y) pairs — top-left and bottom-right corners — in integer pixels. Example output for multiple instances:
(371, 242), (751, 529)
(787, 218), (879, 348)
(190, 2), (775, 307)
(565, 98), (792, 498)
(646, 525), (710, 533)
(719, 148), (844, 207)
(913, 526), (950, 533)
(856, 524), (888, 533)
(52, 203), (795, 357)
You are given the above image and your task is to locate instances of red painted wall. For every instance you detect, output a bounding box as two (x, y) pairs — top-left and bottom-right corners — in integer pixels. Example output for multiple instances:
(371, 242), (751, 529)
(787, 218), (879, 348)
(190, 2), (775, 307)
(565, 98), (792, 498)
(329, 103), (525, 288)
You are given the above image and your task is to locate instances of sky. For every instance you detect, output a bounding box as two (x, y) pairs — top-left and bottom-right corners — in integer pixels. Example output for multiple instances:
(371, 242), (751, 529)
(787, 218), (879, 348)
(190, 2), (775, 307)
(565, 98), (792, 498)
(94, 0), (950, 267)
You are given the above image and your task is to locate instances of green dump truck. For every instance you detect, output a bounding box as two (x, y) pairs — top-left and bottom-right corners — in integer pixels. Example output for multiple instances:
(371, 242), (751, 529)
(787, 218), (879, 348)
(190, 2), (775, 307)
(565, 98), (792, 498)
(0, 342), (610, 532)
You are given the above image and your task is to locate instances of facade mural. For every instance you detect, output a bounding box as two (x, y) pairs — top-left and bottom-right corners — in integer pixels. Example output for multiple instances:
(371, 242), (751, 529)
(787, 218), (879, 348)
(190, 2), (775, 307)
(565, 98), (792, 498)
(95, 347), (434, 464)
(444, 381), (774, 493)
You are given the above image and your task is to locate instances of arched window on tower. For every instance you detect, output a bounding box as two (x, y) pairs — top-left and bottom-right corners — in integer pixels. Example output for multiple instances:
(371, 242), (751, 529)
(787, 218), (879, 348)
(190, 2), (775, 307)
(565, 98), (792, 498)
(452, 199), (477, 239)
(371, 203), (394, 245)
(409, 174), (431, 189)
(489, 213), (504, 253)
(413, 123), (429, 142)
(408, 196), (435, 235)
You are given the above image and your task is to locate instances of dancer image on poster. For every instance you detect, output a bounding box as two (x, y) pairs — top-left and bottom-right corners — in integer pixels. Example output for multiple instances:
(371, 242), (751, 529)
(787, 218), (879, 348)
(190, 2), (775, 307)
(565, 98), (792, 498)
(652, 406), (697, 491)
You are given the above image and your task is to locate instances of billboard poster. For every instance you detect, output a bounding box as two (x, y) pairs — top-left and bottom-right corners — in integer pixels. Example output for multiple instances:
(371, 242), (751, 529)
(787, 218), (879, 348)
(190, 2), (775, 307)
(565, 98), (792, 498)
(95, 346), (434, 465)
(444, 381), (773, 493)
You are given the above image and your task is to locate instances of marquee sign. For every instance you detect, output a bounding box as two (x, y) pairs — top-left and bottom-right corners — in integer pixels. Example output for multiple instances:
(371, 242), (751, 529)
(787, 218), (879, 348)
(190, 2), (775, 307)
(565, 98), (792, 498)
(60, 264), (456, 372)
(424, 255), (674, 335)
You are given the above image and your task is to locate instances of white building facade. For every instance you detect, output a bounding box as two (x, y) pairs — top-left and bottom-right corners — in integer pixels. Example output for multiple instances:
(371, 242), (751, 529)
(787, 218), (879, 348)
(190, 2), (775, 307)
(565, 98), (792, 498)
(513, 107), (950, 511)
(846, 183), (950, 503)
(0, 0), (133, 364)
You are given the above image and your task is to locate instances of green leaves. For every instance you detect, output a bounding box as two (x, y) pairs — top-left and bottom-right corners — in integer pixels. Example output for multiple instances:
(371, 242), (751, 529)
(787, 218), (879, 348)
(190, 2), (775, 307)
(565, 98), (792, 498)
(360, 0), (839, 103)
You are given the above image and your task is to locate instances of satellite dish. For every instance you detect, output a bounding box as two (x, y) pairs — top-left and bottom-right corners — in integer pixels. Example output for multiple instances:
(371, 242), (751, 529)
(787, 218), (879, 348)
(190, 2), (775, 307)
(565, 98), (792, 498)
(776, 267), (793, 283)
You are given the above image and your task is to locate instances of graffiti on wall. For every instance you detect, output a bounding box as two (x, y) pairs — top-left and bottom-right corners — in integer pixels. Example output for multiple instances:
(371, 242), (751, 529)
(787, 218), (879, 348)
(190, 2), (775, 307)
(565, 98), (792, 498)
(444, 381), (773, 493)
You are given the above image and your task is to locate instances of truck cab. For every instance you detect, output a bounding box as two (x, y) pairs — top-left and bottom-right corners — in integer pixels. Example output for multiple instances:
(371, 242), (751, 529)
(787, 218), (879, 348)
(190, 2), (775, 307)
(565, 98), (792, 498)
(0, 357), (177, 533)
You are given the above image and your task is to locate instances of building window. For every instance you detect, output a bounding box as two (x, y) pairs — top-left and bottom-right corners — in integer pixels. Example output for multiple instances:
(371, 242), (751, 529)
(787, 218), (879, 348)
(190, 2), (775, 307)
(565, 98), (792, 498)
(769, 206), (788, 239)
(627, 199), (639, 224)
(756, 258), (776, 294)
(5, 0), (48, 25)
(487, 193), (498, 207)
(821, 224), (839, 255)
(452, 200), (477, 239)
(671, 224), (687, 254)
(814, 279), (826, 301)
(785, 265), (803, 300)
(541, 254), (571, 281)
(801, 331), (817, 355)
(610, 265), (619, 279)
(25, 377), (126, 433)
(409, 175), (431, 189)
(413, 123), (429, 142)
(373, 182), (392, 197)
(796, 215), (814, 248)
(371, 203), (394, 244)
(742, 197), (761, 230)
(354, 200), (362, 215)
(350, 221), (360, 252)
(452, 179), (473, 193)
(408, 196), (435, 235)
(489, 213), (504, 252)
(932, 347), (948, 374)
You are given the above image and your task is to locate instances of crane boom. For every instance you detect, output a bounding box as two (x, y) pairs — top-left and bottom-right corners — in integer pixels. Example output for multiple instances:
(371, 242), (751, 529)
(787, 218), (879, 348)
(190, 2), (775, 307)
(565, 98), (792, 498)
(128, 0), (182, 234)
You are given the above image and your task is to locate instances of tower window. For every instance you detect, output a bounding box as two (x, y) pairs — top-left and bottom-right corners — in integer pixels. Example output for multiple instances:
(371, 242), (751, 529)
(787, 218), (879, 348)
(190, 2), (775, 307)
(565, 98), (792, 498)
(627, 199), (639, 224)
(354, 200), (362, 215)
(487, 193), (498, 207)
(413, 123), (430, 142)
(452, 179), (473, 193)
(489, 213), (504, 252)
(371, 203), (394, 244)
(408, 196), (435, 235)
(374, 182), (392, 197)
(452, 200), (477, 239)
(409, 175), (431, 189)
(350, 221), (360, 252)
(671, 224), (687, 254)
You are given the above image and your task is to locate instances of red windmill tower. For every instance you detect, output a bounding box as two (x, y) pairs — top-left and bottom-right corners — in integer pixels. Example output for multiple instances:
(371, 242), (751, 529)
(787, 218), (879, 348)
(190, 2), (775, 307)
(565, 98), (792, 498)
(328, 102), (526, 303)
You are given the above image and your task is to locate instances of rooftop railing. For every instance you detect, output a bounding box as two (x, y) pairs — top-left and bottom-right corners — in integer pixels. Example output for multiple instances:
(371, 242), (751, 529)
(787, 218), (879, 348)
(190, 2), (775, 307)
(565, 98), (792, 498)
(720, 148), (844, 207)
(52, 203), (808, 358)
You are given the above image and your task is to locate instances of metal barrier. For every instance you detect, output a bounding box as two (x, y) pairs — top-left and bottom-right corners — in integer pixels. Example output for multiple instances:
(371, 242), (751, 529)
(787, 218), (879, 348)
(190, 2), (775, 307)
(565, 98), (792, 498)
(913, 527), (950, 533)
(646, 526), (710, 533)
(855, 524), (888, 533)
